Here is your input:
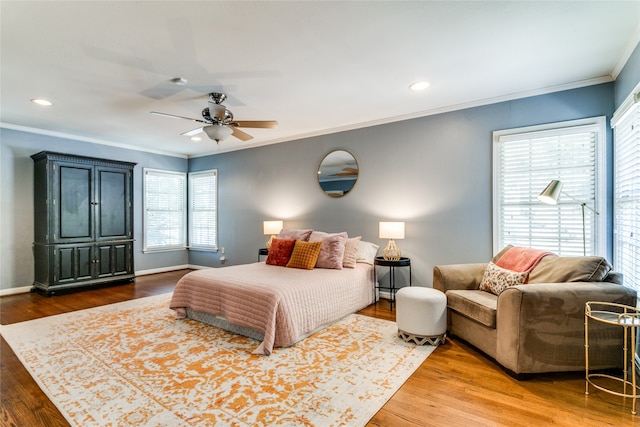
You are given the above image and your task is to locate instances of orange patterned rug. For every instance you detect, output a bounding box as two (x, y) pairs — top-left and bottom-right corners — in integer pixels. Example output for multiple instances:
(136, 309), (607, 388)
(1, 293), (434, 426)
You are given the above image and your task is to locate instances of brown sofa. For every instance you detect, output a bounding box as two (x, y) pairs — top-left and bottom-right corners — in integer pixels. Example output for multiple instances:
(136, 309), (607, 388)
(433, 251), (637, 377)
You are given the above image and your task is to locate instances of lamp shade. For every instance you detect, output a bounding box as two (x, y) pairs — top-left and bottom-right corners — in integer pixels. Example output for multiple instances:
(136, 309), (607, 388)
(204, 124), (233, 142)
(263, 220), (283, 235)
(537, 180), (563, 205)
(379, 222), (405, 239)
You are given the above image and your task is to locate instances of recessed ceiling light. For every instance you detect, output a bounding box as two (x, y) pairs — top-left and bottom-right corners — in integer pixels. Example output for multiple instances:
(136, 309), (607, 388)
(409, 81), (431, 91)
(31, 98), (52, 106)
(190, 136), (202, 142)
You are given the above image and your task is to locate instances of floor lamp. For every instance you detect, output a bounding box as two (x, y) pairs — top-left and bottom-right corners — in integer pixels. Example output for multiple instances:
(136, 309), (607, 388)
(537, 179), (599, 256)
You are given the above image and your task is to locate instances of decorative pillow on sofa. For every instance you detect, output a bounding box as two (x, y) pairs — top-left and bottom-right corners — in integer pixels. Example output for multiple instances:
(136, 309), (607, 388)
(527, 256), (612, 283)
(277, 229), (313, 241)
(343, 236), (361, 268)
(286, 240), (323, 270)
(356, 241), (379, 265)
(309, 231), (348, 269)
(265, 238), (296, 266)
(479, 262), (529, 295)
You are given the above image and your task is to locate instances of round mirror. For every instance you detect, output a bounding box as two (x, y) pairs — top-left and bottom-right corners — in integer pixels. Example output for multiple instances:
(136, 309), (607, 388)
(317, 150), (359, 197)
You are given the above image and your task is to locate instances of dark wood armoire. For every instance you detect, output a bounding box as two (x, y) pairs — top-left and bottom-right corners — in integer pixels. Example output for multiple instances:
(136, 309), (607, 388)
(31, 151), (136, 294)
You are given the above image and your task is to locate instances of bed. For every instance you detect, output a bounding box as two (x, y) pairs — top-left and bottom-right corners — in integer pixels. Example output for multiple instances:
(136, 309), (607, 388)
(169, 235), (378, 355)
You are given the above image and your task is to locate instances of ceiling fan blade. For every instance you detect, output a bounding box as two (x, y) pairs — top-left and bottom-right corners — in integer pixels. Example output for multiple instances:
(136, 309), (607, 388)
(232, 120), (278, 129)
(150, 111), (207, 123)
(231, 127), (253, 141)
(181, 127), (204, 137)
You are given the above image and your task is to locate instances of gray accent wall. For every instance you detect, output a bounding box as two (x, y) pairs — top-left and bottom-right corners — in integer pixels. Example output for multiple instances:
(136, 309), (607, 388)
(615, 42), (640, 107)
(2, 73), (636, 291)
(190, 83), (616, 288)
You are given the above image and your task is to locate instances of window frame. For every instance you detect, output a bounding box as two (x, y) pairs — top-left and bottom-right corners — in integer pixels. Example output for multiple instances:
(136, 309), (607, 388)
(187, 169), (218, 251)
(612, 83), (640, 294)
(143, 168), (187, 253)
(492, 116), (607, 256)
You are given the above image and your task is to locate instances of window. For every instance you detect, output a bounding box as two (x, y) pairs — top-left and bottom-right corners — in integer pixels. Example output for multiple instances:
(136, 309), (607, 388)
(143, 169), (187, 252)
(612, 87), (640, 294)
(188, 170), (218, 250)
(493, 117), (606, 256)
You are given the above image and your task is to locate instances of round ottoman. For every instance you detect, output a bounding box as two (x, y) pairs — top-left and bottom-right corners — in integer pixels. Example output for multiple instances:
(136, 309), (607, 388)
(396, 287), (447, 346)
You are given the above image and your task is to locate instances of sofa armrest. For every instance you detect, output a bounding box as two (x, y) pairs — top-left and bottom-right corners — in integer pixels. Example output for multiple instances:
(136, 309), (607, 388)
(433, 263), (487, 292)
(496, 281), (637, 374)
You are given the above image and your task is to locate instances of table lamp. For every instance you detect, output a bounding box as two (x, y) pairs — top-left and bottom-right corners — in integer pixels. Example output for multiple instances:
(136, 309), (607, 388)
(379, 221), (405, 261)
(263, 220), (283, 250)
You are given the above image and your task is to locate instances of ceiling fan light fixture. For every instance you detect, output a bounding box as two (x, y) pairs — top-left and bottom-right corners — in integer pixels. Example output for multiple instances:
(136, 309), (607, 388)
(203, 124), (233, 142)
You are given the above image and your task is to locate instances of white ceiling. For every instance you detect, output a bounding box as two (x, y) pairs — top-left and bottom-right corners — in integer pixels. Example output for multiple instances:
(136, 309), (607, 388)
(1, 1), (639, 158)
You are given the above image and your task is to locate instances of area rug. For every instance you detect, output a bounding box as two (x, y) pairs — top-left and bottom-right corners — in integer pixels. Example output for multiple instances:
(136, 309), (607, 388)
(1, 293), (434, 426)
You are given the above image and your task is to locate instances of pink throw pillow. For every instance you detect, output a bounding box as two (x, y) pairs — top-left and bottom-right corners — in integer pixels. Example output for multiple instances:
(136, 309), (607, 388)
(309, 231), (348, 269)
(277, 229), (313, 242)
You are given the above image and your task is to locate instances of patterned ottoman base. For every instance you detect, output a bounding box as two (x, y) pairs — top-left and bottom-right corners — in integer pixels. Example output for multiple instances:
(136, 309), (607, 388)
(396, 287), (447, 346)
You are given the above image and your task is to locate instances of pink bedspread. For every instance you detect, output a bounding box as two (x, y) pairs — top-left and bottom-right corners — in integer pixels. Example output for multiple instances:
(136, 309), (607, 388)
(169, 262), (375, 355)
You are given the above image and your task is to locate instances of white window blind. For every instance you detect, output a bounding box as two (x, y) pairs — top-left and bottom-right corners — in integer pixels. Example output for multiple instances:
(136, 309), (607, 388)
(188, 170), (218, 250)
(493, 117), (605, 256)
(613, 90), (640, 293)
(143, 169), (187, 252)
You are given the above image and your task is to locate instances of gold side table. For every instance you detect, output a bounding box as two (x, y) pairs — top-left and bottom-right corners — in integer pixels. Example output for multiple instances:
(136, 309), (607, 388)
(585, 301), (640, 415)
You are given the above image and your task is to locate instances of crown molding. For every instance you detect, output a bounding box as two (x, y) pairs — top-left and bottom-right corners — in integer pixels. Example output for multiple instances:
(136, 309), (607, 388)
(0, 123), (188, 159)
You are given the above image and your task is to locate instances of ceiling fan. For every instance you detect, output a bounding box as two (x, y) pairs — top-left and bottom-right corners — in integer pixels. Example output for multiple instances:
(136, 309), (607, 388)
(150, 93), (278, 143)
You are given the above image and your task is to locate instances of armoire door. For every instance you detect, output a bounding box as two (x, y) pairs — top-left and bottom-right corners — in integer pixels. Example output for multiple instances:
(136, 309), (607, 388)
(53, 161), (94, 243)
(95, 166), (132, 241)
(54, 243), (94, 285)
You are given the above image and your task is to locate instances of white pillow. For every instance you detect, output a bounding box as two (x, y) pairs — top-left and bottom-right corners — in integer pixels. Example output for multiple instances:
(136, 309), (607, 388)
(356, 241), (379, 265)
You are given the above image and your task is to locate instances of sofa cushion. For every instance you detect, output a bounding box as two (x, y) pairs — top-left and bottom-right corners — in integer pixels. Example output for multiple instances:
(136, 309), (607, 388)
(446, 289), (498, 328)
(528, 256), (612, 283)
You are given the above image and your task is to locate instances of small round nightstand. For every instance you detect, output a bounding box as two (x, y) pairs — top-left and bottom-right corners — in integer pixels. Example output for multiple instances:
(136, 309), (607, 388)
(258, 248), (268, 261)
(374, 256), (411, 310)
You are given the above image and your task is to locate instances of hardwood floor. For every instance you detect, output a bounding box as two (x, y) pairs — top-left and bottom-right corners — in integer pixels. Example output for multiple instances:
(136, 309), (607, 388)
(1, 270), (637, 426)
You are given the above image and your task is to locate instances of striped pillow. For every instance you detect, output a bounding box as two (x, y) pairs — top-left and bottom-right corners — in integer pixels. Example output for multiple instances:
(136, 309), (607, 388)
(286, 240), (323, 270)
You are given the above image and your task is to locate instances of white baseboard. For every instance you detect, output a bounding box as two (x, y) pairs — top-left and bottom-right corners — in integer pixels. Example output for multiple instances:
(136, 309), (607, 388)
(135, 265), (192, 276)
(378, 290), (392, 300)
(185, 264), (212, 270)
(1, 265), (203, 296)
(0, 285), (33, 297)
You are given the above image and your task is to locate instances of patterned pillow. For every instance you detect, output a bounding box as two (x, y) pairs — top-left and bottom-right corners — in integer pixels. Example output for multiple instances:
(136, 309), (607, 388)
(343, 236), (361, 268)
(277, 229), (313, 242)
(479, 262), (529, 295)
(309, 231), (348, 269)
(286, 240), (323, 270)
(265, 238), (296, 266)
